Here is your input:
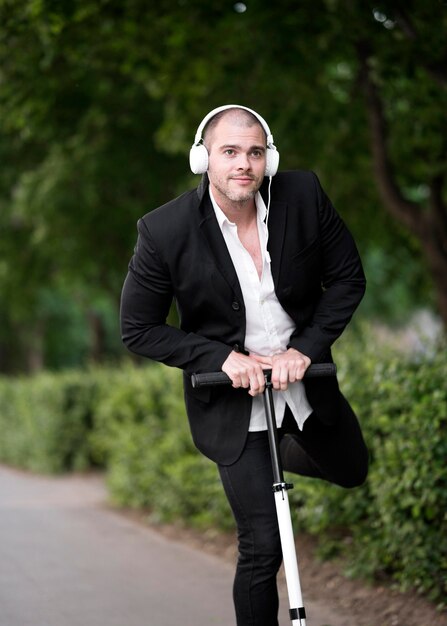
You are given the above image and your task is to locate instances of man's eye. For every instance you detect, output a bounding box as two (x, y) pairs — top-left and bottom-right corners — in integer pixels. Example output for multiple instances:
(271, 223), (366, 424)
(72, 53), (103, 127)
(225, 149), (235, 156)
(252, 150), (262, 157)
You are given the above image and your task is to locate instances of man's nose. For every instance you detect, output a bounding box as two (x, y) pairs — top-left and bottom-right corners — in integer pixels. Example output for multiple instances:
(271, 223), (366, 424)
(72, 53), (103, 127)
(236, 153), (250, 169)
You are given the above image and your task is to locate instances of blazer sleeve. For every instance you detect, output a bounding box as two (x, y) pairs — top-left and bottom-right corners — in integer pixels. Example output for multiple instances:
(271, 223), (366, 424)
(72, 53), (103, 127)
(120, 218), (232, 375)
(287, 173), (366, 362)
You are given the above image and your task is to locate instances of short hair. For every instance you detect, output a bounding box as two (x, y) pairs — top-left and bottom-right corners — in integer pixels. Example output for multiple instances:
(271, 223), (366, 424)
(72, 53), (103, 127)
(203, 108), (266, 147)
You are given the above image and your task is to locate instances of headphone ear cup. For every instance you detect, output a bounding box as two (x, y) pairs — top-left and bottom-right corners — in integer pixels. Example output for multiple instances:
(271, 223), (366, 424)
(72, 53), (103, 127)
(265, 148), (279, 177)
(189, 144), (209, 174)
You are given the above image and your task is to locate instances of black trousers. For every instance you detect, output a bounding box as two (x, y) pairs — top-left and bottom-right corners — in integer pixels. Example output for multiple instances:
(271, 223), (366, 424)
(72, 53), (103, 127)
(217, 397), (368, 626)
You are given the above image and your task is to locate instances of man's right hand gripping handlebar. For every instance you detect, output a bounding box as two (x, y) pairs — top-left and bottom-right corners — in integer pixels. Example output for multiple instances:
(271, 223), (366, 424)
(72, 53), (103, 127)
(221, 351), (270, 396)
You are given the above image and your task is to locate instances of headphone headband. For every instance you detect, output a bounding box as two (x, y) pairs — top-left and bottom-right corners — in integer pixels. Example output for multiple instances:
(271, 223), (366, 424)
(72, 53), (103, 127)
(189, 104), (279, 176)
(193, 104), (274, 146)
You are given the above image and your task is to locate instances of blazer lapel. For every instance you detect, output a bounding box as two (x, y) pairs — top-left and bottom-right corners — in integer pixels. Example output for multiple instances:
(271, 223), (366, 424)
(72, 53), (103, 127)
(259, 176), (288, 286)
(198, 185), (244, 302)
(266, 199), (288, 287)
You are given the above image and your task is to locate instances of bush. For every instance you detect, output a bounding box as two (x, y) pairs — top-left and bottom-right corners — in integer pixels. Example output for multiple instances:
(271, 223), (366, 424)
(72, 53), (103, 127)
(0, 338), (445, 602)
(0, 370), (99, 472)
(95, 365), (233, 530)
(288, 337), (447, 603)
(354, 352), (447, 601)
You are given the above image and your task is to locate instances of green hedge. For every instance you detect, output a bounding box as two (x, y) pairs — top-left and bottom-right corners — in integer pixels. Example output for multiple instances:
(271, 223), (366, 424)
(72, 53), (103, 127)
(288, 341), (447, 603)
(0, 343), (445, 603)
(0, 369), (100, 472)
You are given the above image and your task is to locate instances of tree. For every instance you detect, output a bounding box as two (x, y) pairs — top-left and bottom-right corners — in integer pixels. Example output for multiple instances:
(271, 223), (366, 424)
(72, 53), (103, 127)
(354, 3), (447, 323)
(0, 0), (445, 372)
(0, 0), (186, 370)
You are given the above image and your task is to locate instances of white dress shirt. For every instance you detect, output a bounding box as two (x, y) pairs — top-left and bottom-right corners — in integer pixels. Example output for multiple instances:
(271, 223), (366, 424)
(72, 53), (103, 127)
(209, 188), (313, 432)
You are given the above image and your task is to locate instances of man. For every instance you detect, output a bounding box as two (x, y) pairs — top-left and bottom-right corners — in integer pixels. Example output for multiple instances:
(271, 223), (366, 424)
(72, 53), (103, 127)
(120, 105), (368, 626)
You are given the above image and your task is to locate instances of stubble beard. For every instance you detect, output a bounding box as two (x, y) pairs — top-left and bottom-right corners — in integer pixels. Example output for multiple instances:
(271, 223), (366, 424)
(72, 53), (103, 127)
(211, 174), (261, 206)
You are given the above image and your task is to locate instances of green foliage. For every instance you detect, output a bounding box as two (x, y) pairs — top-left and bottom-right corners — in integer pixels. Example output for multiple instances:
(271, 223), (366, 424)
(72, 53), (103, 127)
(1, 2), (446, 372)
(352, 352), (447, 601)
(0, 339), (446, 601)
(0, 369), (99, 472)
(288, 336), (447, 603)
(93, 364), (234, 530)
(359, 239), (435, 324)
(0, 0), (187, 372)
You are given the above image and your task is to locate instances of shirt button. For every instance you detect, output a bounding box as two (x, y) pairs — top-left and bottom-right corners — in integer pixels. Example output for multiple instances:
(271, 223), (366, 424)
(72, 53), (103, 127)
(232, 301), (240, 311)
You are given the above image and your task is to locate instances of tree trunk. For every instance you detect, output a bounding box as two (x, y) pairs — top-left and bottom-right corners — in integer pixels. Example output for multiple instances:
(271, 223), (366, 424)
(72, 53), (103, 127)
(419, 203), (447, 325)
(25, 320), (45, 374)
(88, 310), (106, 362)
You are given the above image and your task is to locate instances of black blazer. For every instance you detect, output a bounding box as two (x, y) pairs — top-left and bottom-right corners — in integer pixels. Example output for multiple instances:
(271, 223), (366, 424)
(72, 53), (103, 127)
(120, 171), (366, 465)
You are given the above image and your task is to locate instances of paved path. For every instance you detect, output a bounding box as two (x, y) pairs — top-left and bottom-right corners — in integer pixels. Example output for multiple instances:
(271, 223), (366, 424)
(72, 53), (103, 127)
(0, 465), (352, 626)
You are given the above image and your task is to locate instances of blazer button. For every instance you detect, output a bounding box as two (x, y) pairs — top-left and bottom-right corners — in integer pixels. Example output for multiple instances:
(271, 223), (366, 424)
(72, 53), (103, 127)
(232, 301), (240, 311)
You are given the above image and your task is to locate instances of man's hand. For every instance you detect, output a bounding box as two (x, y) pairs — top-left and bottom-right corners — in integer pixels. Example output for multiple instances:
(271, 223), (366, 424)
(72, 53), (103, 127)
(221, 351), (268, 397)
(251, 348), (311, 391)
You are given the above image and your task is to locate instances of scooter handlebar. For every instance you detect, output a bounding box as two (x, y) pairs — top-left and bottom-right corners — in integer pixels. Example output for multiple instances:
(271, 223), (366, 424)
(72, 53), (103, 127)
(191, 363), (336, 389)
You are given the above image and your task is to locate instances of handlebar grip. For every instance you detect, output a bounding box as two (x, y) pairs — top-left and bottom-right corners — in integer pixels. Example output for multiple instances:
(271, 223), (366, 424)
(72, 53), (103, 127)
(304, 363), (337, 378)
(191, 363), (336, 389)
(190, 371), (233, 388)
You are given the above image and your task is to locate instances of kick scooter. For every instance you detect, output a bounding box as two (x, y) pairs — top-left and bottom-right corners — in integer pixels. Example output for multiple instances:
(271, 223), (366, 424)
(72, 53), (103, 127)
(191, 363), (336, 626)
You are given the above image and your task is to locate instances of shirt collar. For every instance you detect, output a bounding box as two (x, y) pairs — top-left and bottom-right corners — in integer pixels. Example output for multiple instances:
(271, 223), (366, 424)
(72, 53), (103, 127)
(208, 187), (267, 231)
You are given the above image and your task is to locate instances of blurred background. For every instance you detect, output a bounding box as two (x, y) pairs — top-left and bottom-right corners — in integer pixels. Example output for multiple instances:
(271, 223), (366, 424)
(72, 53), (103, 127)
(1, 3), (446, 612)
(1, 0), (446, 374)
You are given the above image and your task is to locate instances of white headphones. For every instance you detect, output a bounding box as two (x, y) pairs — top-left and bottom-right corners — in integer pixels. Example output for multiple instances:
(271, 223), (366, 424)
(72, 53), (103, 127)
(189, 104), (280, 177)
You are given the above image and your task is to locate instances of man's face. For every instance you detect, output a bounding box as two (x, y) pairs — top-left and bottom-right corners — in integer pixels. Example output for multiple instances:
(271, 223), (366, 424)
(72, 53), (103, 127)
(206, 117), (267, 208)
